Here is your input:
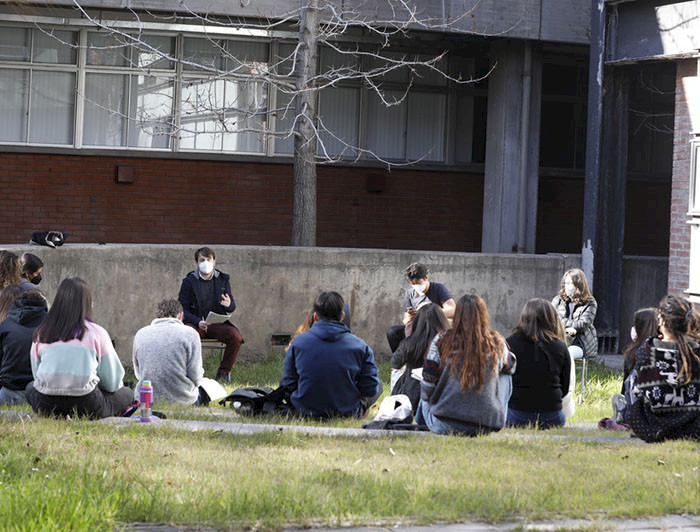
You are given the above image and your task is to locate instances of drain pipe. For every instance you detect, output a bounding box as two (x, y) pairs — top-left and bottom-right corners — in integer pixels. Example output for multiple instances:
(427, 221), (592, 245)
(517, 42), (532, 253)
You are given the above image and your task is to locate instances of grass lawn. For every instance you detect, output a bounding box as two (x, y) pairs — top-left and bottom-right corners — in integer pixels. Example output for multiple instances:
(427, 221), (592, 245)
(1, 357), (698, 532)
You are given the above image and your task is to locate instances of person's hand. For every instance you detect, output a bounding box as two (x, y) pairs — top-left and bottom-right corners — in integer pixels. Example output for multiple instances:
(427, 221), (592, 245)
(220, 293), (231, 307)
(198, 321), (209, 332)
(407, 307), (417, 318)
(566, 327), (577, 336)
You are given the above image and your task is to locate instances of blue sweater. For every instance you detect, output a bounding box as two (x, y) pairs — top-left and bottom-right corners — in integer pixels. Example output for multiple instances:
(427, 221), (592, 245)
(281, 320), (381, 418)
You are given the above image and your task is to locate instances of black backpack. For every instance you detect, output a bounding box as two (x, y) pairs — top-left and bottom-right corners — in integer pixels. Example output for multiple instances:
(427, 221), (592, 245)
(219, 386), (292, 417)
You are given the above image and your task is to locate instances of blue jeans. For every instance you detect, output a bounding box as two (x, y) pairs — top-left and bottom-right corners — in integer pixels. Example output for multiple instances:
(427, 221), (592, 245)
(0, 387), (26, 405)
(506, 408), (566, 429)
(417, 374), (513, 435)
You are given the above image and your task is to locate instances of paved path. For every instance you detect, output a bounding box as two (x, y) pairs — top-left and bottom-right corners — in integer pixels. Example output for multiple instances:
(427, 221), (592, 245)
(123, 514), (700, 531)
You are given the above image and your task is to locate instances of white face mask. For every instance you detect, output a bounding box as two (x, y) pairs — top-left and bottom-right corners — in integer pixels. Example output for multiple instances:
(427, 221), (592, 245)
(198, 260), (214, 275)
(412, 282), (427, 294)
(564, 283), (575, 298)
(630, 326), (638, 342)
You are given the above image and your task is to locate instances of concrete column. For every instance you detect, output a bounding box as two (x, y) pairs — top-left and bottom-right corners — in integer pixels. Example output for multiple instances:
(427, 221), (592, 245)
(481, 40), (542, 253)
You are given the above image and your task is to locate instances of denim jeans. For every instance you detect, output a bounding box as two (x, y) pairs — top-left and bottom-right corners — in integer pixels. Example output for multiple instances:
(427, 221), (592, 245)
(0, 386), (26, 405)
(417, 374), (513, 435)
(506, 408), (566, 429)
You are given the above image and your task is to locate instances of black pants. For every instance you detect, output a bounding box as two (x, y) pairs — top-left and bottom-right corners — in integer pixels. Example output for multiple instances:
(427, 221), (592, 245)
(387, 325), (405, 352)
(25, 381), (134, 419)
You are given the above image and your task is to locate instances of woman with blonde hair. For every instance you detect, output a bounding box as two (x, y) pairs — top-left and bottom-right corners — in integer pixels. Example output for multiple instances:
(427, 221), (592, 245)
(0, 251), (21, 293)
(417, 294), (516, 435)
(506, 298), (571, 428)
(552, 268), (598, 361)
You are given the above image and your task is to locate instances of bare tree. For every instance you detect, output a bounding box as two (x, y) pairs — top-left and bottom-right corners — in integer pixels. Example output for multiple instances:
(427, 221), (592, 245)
(40, 0), (495, 245)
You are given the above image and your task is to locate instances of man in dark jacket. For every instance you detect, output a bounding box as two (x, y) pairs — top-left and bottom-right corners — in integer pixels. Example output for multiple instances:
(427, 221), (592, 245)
(178, 247), (243, 382)
(0, 290), (47, 404)
(282, 291), (382, 418)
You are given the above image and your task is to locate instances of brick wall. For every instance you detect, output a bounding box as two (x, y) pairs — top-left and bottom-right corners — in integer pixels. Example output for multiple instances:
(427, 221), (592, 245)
(668, 60), (699, 293)
(0, 153), (484, 252)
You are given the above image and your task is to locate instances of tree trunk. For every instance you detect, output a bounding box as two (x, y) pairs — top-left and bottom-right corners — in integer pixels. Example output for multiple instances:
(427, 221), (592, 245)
(291, 0), (319, 247)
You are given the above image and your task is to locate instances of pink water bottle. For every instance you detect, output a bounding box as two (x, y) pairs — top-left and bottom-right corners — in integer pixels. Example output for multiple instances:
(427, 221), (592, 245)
(139, 380), (153, 422)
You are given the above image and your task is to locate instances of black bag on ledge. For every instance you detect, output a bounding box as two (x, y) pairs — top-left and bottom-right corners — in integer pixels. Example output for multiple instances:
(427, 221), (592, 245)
(30, 231), (68, 248)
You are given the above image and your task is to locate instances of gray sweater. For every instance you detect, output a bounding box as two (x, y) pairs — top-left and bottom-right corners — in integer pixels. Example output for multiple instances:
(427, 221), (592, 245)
(421, 334), (516, 431)
(132, 318), (203, 405)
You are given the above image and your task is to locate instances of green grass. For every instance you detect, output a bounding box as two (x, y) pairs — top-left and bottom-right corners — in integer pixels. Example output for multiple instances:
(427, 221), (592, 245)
(1, 357), (698, 532)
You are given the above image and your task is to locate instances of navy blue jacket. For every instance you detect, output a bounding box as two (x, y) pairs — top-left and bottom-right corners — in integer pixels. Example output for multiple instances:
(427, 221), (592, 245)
(178, 270), (236, 327)
(281, 320), (381, 418)
(0, 298), (47, 390)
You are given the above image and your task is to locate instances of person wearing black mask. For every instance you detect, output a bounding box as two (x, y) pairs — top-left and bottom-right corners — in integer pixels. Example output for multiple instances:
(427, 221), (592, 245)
(0, 290), (47, 404)
(20, 253), (43, 292)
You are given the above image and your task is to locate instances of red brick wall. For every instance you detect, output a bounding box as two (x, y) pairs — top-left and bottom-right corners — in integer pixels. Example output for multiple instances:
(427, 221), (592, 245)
(0, 153), (484, 252)
(668, 60), (699, 293)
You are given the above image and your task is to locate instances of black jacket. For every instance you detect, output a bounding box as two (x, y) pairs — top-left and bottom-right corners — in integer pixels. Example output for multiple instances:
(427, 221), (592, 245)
(178, 269), (236, 327)
(0, 299), (47, 390)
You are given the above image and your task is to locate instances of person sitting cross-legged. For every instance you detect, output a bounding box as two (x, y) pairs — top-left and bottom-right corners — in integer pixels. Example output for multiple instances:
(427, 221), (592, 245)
(132, 299), (207, 406)
(281, 291), (382, 419)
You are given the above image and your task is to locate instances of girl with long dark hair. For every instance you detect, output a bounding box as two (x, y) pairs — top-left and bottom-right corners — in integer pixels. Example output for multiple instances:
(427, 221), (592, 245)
(506, 299), (571, 429)
(417, 295), (516, 435)
(391, 303), (449, 412)
(627, 295), (700, 442)
(25, 277), (133, 418)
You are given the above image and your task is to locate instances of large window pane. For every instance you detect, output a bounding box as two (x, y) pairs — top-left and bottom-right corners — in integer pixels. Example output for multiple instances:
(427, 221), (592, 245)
(273, 90), (295, 155)
(183, 38), (224, 72)
(29, 71), (75, 144)
(227, 41), (269, 75)
(275, 43), (297, 76)
(87, 32), (130, 67)
(0, 69), (28, 141)
(221, 80), (266, 153)
(407, 92), (445, 161)
(84, 73), (128, 146)
(413, 55), (446, 86)
(368, 53), (409, 85)
(134, 35), (175, 70)
(367, 89), (406, 159)
(180, 78), (225, 150)
(455, 92), (474, 163)
(318, 87), (359, 158)
(0, 28), (30, 61)
(319, 46), (359, 75)
(33, 30), (77, 64)
(128, 75), (173, 148)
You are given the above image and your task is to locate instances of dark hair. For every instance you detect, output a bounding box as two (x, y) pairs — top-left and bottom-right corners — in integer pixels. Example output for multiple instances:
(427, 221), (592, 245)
(623, 307), (657, 371)
(18, 289), (46, 304)
(20, 253), (43, 276)
(156, 298), (182, 319)
(313, 291), (344, 322)
(558, 268), (594, 305)
(0, 251), (21, 290)
(658, 295), (700, 384)
(34, 277), (93, 344)
(404, 262), (429, 282)
(438, 294), (504, 392)
(195, 247), (215, 262)
(514, 298), (566, 344)
(402, 303), (449, 369)
(0, 285), (23, 322)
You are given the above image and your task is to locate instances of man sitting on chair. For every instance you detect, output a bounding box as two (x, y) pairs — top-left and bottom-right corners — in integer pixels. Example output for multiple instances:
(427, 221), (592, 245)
(178, 247), (243, 383)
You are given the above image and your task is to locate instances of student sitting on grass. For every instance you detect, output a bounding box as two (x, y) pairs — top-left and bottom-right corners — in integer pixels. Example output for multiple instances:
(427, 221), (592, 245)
(132, 299), (206, 406)
(0, 290), (47, 405)
(282, 291), (382, 418)
(391, 303), (449, 413)
(611, 307), (657, 425)
(626, 295), (700, 442)
(417, 294), (516, 436)
(25, 277), (133, 419)
(506, 299), (571, 429)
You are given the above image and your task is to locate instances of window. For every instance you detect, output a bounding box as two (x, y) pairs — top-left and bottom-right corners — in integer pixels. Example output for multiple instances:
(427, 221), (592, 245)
(0, 24), (481, 165)
(0, 27), (76, 145)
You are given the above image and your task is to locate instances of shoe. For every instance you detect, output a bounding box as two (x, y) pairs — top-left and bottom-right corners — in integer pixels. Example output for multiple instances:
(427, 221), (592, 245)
(612, 393), (627, 424)
(215, 371), (230, 384)
(120, 400), (140, 418)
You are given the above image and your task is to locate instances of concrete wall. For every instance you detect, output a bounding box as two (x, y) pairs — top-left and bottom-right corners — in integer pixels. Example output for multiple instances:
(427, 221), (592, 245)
(1, 245), (668, 364)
